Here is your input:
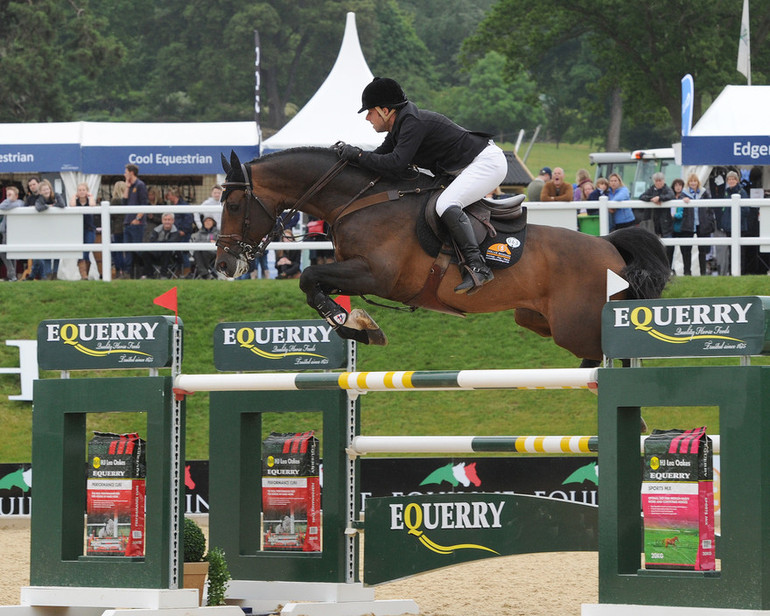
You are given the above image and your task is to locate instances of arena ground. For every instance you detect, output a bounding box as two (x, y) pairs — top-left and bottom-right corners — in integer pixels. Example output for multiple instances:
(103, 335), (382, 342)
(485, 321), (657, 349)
(0, 517), (597, 615)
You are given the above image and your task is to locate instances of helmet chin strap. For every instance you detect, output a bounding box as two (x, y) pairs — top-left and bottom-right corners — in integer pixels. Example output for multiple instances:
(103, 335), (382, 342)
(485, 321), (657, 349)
(375, 106), (395, 122)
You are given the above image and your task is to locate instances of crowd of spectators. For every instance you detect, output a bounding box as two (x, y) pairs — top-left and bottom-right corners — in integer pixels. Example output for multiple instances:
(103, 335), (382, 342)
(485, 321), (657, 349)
(525, 164), (767, 276)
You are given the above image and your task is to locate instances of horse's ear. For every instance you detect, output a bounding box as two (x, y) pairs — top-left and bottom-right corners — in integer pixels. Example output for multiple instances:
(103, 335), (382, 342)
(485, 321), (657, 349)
(229, 149), (242, 172)
(221, 153), (232, 175)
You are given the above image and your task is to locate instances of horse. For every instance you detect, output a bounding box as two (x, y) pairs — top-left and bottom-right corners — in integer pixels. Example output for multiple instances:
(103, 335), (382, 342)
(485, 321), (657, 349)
(216, 148), (670, 364)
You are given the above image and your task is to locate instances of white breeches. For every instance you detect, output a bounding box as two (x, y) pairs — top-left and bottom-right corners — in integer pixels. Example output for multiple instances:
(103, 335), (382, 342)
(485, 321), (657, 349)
(435, 142), (508, 217)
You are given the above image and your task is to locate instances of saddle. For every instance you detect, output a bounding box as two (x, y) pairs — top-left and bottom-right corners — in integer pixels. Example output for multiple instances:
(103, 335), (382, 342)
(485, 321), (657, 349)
(423, 192), (527, 245)
(409, 191), (528, 316)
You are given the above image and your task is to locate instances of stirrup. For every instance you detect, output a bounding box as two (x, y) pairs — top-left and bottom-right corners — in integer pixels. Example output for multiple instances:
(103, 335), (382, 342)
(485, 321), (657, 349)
(454, 265), (494, 294)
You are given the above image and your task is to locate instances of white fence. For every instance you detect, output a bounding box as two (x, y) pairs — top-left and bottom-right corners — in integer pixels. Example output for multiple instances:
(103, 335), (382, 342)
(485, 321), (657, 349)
(3, 197), (769, 281)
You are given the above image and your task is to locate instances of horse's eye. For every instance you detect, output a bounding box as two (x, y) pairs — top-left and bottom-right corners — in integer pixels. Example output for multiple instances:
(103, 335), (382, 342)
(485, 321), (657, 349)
(226, 201), (240, 212)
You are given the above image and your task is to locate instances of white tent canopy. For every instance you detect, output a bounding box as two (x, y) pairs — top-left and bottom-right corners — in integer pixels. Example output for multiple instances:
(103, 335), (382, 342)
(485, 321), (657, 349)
(681, 85), (770, 166)
(261, 12), (382, 153)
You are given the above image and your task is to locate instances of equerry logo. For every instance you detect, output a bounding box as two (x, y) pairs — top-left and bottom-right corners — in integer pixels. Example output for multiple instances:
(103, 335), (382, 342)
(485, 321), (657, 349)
(390, 501), (502, 556)
(221, 324), (333, 361)
(44, 321), (156, 359)
(611, 302), (751, 346)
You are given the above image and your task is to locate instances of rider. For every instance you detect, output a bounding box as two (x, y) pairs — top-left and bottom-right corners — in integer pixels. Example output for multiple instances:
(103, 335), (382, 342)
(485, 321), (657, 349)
(337, 77), (508, 294)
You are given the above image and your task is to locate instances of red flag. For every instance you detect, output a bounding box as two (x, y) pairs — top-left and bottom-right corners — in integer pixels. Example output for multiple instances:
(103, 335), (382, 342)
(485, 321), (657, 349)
(334, 295), (351, 312)
(154, 287), (178, 322)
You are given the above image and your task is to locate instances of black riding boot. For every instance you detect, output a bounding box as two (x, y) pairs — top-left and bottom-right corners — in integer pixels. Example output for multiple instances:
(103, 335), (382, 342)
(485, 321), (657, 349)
(441, 205), (494, 294)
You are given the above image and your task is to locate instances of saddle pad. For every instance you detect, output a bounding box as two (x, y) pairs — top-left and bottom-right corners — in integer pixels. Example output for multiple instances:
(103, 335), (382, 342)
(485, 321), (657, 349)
(416, 202), (527, 270)
(479, 227), (526, 270)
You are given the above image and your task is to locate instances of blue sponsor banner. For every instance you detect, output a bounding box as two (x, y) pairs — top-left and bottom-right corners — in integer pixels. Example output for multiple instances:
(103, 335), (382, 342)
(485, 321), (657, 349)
(0, 144), (81, 172)
(682, 135), (770, 165)
(81, 144), (259, 174)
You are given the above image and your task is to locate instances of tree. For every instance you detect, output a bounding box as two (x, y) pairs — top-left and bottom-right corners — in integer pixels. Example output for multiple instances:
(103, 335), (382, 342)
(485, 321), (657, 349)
(433, 51), (544, 139)
(464, 0), (770, 148)
(0, 0), (123, 122)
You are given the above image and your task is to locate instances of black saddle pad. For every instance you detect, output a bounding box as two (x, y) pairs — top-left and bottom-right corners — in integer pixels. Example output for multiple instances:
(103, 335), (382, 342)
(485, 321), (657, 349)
(416, 201), (527, 270)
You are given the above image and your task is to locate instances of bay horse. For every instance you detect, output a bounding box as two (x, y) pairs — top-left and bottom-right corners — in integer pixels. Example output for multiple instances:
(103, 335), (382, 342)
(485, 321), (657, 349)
(216, 148), (670, 364)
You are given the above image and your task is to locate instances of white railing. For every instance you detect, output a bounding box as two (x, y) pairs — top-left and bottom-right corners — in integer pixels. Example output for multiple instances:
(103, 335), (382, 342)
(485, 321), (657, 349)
(4, 203), (333, 281)
(3, 197), (769, 280)
(518, 194), (770, 277)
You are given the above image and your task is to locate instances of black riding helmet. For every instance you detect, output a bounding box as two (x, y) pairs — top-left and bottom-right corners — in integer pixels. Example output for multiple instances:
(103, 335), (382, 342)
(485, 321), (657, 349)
(358, 77), (408, 113)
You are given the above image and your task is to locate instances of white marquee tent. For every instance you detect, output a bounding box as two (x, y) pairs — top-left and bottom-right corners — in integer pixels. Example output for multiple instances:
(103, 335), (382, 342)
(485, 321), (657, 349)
(681, 85), (770, 167)
(261, 12), (382, 153)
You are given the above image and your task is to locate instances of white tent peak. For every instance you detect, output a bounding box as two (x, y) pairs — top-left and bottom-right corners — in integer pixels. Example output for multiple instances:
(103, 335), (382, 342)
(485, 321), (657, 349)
(690, 85), (770, 136)
(261, 12), (382, 152)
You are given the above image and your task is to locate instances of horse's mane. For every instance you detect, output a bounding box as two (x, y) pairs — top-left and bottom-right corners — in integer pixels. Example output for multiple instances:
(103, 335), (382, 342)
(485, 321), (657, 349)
(250, 146), (440, 191)
(248, 146), (338, 165)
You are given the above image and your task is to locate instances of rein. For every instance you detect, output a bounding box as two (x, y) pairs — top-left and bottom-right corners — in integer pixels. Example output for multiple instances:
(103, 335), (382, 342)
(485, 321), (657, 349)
(218, 158), (350, 260)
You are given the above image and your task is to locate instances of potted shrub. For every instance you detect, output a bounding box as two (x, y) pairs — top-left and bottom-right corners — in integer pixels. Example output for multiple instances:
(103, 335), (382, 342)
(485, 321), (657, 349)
(205, 546), (232, 606)
(182, 517), (209, 605)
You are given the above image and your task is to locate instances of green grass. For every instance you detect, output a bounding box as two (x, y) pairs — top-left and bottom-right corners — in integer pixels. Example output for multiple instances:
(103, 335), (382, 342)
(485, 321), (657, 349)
(0, 276), (767, 462)
(500, 140), (596, 184)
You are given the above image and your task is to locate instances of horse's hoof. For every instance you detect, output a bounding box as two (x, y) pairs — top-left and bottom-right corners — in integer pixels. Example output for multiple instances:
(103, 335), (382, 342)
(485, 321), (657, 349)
(365, 328), (388, 346)
(348, 308), (388, 346)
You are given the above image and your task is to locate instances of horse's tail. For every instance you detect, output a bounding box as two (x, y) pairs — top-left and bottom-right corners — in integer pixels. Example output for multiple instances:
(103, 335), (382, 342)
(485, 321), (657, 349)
(604, 227), (671, 299)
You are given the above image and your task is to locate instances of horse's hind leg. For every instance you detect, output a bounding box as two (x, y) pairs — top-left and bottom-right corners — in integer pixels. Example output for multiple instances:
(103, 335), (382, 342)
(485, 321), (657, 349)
(299, 261), (388, 346)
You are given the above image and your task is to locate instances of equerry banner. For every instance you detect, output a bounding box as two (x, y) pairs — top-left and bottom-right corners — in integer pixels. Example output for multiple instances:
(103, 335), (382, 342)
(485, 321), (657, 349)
(37, 316), (179, 370)
(214, 320), (347, 371)
(602, 296), (770, 358)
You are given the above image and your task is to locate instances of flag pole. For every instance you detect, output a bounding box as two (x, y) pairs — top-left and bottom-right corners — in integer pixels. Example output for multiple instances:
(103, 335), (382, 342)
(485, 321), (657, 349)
(738, 0), (751, 85)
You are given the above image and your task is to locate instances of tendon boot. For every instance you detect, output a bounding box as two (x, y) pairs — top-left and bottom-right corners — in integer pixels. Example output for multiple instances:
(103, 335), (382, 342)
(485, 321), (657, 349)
(77, 259), (89, 280)
(312, 290), (349, 328)
(441, 205), (494, 294)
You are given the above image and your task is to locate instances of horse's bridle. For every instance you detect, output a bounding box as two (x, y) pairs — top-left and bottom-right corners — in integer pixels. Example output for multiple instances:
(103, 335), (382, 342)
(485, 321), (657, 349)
(217, 158), (352, 261)
(217, 162), (278, 262)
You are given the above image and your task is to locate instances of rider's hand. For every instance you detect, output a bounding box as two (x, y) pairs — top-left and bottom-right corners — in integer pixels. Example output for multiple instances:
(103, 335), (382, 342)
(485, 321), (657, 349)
(338, 144), (362, 163)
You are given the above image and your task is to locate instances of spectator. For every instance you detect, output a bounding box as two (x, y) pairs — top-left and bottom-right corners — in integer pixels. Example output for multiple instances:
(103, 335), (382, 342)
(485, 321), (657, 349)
(70, 182), (97, 280)
(527, 167), (551, 202)
(575, 179), (595, 201)
(190, 215), (219, 279)
(0, 186), (24, 281)
(714, 170), (748, 276)
(607, 173), (634, 230)
(111, 181), (130, 279)
(588, 177), (610, 201)
(140, 213), (180, 279)
(34, 179), (66, 280)
(166, 187), (195, 275)
(573, 169), (592, 198)
(307, 216), (334, 266)
(23, 177), (40, 207)
(275, 229), (301, 279)
(123, 164), (149, 278)
(143, 186), (164, 242)
(677, 174), (715, 276)
(639, 172), (676, 271)
(199, 184), (223, 228)
(540, 167), (574, 201)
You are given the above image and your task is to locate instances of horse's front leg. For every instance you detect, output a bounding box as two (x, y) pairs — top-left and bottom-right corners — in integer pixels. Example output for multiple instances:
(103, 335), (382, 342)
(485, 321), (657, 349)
(299, 259), (388, 346)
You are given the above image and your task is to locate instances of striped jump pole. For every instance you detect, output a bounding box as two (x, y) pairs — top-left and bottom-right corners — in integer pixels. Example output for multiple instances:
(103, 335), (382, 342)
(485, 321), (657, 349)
(173, 367), (598, 396)
(348, 434), (721, 455)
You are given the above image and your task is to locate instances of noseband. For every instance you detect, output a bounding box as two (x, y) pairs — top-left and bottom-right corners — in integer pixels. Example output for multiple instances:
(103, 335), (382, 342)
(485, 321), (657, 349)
(217, 158), (351, 263)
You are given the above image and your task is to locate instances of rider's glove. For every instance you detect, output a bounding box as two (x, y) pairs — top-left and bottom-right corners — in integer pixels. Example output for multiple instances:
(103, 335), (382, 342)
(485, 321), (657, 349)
(338, 143), (362, 163)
